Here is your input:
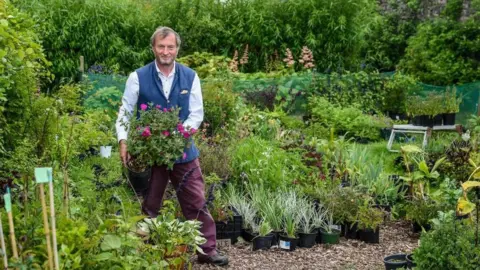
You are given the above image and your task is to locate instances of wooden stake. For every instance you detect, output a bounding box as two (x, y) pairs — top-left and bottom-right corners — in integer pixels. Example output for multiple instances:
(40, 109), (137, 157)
(0, 212), (9, 270)
(39, 184), (54, 270)
(48, 181), (59, 270)
(35, 168), (59, 270)
(3, 191), (17, 259)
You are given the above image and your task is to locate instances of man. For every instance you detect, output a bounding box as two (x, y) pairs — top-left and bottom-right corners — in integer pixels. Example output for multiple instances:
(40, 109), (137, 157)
(115, 26), (228, 266)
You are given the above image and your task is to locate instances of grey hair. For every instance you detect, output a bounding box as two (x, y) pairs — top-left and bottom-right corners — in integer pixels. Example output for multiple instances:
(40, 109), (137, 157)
(150, 26), (181, 48)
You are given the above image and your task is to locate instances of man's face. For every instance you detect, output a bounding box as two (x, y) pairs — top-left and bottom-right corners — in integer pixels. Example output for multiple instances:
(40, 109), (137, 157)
(152, 33), (178, 66)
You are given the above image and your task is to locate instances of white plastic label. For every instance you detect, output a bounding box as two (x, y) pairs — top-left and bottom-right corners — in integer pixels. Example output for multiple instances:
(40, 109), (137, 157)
(330, 225), (341, 231)
(279, 240), (290, 250)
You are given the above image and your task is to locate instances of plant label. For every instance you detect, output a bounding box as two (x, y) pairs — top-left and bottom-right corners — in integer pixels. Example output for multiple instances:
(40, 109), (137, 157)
(279, 240), (290, 250)
(331, 225), (341, 231)
(3, 194), (11, 213)
(35, 167), (53, 183)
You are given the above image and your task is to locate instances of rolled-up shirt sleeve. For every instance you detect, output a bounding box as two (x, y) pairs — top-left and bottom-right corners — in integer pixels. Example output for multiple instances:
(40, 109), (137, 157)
(183, 73), (204, 130)
(115, 72), (139, 142)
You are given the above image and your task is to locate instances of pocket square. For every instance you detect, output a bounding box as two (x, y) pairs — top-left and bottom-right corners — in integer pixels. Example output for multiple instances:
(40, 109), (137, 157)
(180, 90), (189, 94)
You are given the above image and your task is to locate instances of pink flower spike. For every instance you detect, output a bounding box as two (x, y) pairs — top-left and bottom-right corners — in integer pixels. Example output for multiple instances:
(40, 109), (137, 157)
(190, 128), (197, 135)
(162, 130), (170, 137)
(182, 152), (187, 160)
(163, 108), (168, 112)
(140, 104), (148, 111)
(183, 132), (190, 139)
(156, 105), (161, 109)
(141, 126), (151, 137)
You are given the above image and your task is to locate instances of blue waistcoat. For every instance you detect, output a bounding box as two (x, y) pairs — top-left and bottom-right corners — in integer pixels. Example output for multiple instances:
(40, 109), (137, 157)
(136, 61), (199, 164)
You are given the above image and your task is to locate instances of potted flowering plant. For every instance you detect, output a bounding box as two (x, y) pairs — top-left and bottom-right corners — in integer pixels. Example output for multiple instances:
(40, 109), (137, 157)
(122, 103), (197, 197)
(126, 103), (197, 171)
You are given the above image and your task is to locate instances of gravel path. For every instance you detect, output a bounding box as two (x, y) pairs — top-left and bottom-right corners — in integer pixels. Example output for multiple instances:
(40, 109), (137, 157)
(192, 221), (418, 270)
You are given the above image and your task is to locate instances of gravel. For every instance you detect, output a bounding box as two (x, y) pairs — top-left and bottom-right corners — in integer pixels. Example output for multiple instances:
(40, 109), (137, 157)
(192, 220), (419, 270)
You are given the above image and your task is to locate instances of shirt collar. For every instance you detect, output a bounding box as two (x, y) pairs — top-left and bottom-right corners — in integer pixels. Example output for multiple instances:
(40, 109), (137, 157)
(155, 60), (176, 78)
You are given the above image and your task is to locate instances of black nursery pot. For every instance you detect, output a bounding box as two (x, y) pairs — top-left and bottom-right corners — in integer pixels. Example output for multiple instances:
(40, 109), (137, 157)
(443, 113), (456, 125)
(358, 227), (380, 244)
(279, 234), (299, 252)
(383, 254), (408, 270)
(252, 234), (274, 251)
(242, 229), (257, 242)
(406, 253), (416, 268)
(412, 222), (431, 233)
(345, 222), (359, 240)
(432, 114), (443, 126)
(270, 230), (282, 246)
(127, 167), (151, 198)
(298, 231), (317, 248)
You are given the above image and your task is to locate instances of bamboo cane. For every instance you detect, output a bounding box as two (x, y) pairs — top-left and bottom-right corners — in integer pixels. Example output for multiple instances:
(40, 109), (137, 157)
(3, 190), (17, 261)
(0, 212), (8, 270)
(48, 181), (59, 270)
(7, 211), (17, 259)
(39, 184), (54, 270)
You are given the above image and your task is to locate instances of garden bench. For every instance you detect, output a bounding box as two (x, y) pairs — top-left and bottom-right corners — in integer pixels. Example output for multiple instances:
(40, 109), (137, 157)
(386, 124), (460, 152)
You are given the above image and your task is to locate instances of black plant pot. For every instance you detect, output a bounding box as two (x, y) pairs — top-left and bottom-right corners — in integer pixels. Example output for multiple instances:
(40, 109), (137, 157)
(412, 115), (421, 126)
(320, 229), (340, 244)
(298, 231), (317, 248)
(127, 167), (151, 198)
(242, 229), (257, 242)
(412, 222), (431, 233)
(443, 113), (456, 125)
(432, 114), (443, 126)
(252, 234), (274, 251)
(455, 213), (470, 220)
(406, 253), (416, 269)
(383, 254), (408, 270)
(358, 227), (380, 244)
(279, 234), (299, 252)
(345, 222), (359, 240)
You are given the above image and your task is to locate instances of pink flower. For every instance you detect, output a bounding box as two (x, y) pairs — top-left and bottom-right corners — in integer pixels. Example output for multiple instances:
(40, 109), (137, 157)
(190, 128), (197, 135)
(162, 130), (170, 136)
(182, 152), (187, 160)
(182, 132), (190, 139)
(141, 126), (151, 137)
(177, 123), (185, 132)
(140, 104), (148, 111)
(156, 105), (161, 109)
(163, 108), (168, 112)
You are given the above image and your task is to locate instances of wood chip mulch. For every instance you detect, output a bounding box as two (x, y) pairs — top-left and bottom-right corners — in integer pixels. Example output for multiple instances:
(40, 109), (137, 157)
(192, 220), (419, 270)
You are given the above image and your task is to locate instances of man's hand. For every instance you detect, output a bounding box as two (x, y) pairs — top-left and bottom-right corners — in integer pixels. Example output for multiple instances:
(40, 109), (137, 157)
(119, 140), (130, 167)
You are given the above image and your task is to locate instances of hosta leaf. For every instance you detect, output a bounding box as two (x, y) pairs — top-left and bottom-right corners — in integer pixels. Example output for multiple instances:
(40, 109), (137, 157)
(101, 235), (121, 251)
(95, 252), (113, 261)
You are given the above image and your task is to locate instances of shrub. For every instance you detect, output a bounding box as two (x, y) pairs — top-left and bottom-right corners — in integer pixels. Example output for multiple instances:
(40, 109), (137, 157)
(399, 18), (480, 85)
(414, 218), (480, 269)
(231, 136), (309, 189)
(0, 0), (51, 152)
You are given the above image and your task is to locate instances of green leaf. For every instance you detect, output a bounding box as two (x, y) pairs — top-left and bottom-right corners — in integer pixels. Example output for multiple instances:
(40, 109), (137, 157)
(401, 145), (422, 153)
(95, 252), (114, 261)
(457, 197), (476, 215)
(418, 160), (429, 175)
(100, 235), (121, 251)
(461, 181), (480, 191)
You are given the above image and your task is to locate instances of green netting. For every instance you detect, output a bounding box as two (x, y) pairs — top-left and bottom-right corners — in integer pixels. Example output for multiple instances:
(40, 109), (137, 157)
(416, 81), (480, 124)
(84, 72), (480, 124)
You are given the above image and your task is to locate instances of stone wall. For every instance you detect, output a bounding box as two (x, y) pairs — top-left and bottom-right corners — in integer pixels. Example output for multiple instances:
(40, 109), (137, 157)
(379, 0), (474, 21)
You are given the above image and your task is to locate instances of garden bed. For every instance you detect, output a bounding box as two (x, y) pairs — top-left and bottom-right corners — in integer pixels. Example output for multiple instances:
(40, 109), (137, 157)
(193, 221), (418, 270)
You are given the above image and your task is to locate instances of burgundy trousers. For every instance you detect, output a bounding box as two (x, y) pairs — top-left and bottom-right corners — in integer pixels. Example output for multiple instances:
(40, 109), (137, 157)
(141, 158), (216, 255)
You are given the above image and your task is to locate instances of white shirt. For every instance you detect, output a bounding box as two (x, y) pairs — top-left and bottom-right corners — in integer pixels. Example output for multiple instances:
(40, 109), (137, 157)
(115, 61), (204, 142)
